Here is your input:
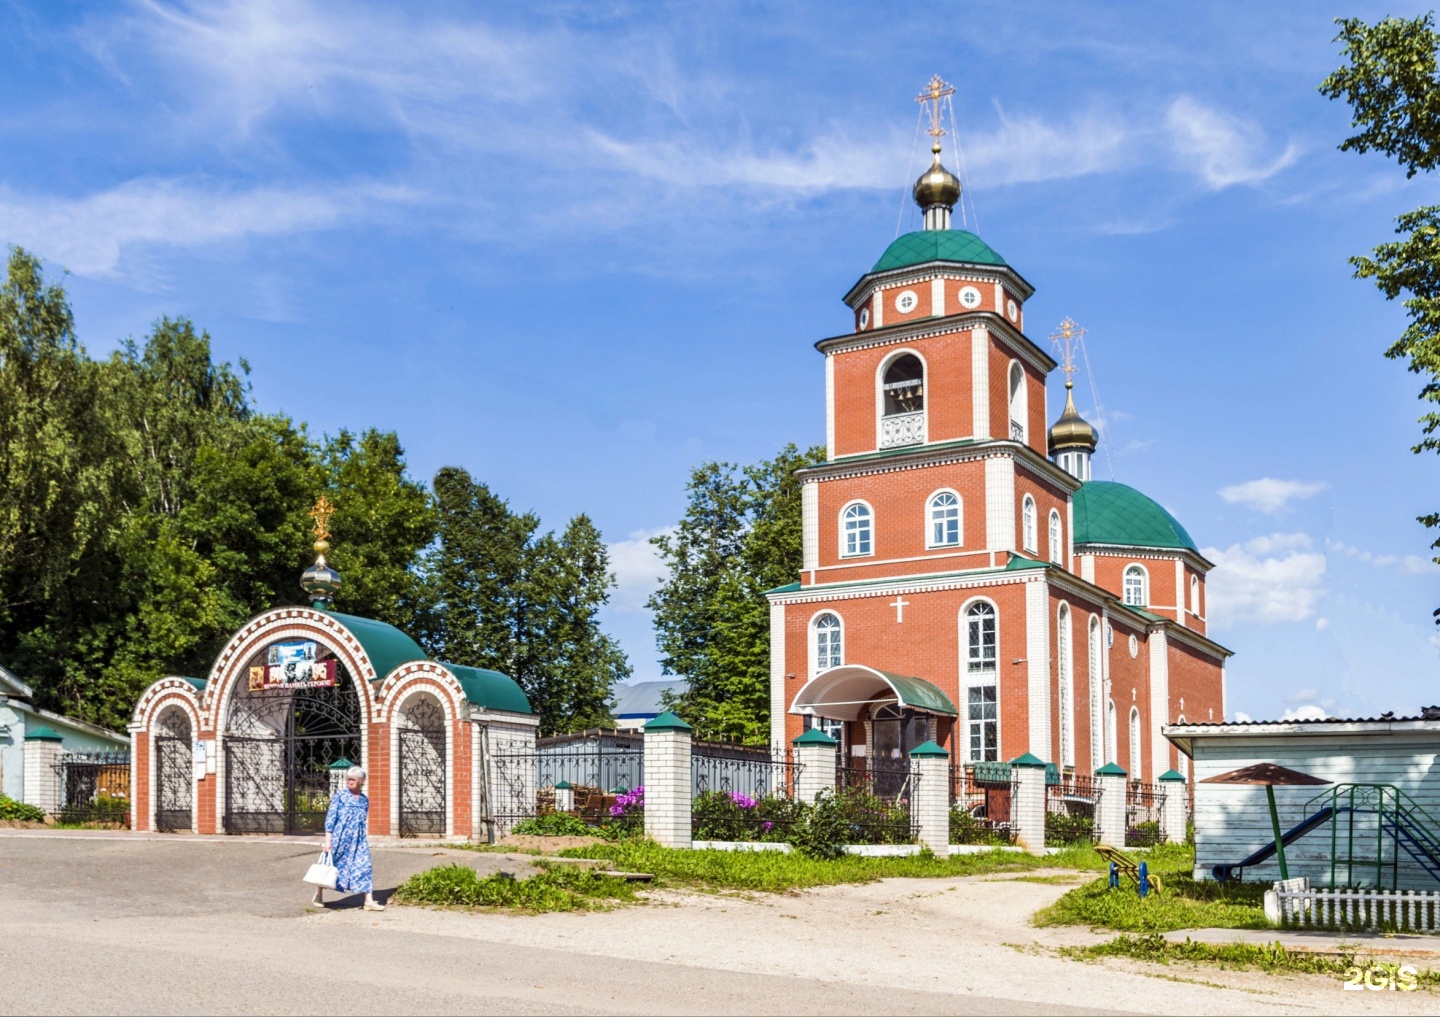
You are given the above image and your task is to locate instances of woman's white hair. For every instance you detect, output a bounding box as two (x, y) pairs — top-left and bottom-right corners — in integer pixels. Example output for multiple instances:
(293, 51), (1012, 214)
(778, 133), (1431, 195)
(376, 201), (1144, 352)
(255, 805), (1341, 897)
(346, 765), (367, 782)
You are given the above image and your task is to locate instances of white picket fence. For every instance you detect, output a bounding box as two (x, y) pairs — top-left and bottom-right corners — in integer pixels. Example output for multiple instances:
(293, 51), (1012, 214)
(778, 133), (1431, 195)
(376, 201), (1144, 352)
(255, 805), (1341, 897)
(1273, 883), (1440, 932)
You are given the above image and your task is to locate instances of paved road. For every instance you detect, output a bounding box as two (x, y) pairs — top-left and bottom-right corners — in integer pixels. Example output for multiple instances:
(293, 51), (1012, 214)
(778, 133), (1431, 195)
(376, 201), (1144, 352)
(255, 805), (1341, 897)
(1, 832), (1422, 1016)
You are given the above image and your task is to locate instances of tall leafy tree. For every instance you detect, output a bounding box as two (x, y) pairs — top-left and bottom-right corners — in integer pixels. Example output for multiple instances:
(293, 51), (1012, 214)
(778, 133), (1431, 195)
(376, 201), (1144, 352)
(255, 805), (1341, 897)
(650, 443), (824, 743)
(1323, 15), (1440, 580)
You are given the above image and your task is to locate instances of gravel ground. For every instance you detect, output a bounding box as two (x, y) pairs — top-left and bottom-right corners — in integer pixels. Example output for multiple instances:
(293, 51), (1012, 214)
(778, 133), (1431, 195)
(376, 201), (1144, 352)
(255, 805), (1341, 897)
(0, 832), (1432, 1015)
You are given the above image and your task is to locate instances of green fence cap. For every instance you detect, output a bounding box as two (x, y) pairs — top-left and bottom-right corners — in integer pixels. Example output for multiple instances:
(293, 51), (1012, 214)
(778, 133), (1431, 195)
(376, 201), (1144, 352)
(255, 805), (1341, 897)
(644, 710), (693, 732)
(1095, 762), (1128, 776)
(24, 726), (63, 742)
(909, 739), (949, 758)
(328, 757), (355, 770)
(1158, 768), (1187, 782)
(1010, 752), (1046, 768)
(792, 727), (838, 746)
(554, 780), (572, 790)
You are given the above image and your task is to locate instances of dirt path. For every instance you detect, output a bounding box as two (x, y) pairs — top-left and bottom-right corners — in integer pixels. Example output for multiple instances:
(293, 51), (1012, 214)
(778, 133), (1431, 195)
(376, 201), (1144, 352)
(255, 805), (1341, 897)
(0, 833), (1431, 1015)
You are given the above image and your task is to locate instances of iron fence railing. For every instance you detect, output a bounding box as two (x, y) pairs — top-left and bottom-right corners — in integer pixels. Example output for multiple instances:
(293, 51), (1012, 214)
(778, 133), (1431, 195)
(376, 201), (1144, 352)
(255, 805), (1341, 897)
(58, 751), (131, 827)
(691, 754), (804, 842)
(834, 765), (918, 844)
(1126, 780), (1166, 847)
(489, 746), (644, 833)
(1046, 774), (1101, 846)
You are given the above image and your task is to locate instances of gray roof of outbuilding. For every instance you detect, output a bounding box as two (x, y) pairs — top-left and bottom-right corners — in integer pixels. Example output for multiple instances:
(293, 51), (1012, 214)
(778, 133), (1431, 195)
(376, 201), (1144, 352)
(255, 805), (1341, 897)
(612, 679), (688, 717)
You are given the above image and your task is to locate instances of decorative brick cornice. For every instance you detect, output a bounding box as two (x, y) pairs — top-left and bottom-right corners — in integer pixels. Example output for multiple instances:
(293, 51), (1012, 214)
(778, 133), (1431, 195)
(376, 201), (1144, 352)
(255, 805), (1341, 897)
(768, 568), (1044, 607)
(816, 311), (1056, 375)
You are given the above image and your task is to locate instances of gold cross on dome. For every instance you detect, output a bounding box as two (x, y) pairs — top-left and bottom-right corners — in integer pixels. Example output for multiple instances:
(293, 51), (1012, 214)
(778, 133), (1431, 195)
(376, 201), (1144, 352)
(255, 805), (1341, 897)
(1048, 316), (1087, 382)
(915, 75), (955, 142)
(309, 496), (335, 544)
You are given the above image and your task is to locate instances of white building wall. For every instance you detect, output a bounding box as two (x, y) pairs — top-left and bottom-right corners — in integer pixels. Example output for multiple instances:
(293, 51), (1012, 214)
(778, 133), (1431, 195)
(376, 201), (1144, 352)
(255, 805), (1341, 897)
(985, 457), (1015, 551)
(971, 327), (991, 439)
(1025, 579), (1051, 760)
(801, 483), (819, 572)
(1149, 631), (1169, 781)
(770, 602), (787, 752)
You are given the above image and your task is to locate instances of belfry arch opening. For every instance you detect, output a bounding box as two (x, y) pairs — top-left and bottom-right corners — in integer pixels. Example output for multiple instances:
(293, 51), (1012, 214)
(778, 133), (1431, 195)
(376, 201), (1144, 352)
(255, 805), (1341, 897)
(879, 352), (926, 448)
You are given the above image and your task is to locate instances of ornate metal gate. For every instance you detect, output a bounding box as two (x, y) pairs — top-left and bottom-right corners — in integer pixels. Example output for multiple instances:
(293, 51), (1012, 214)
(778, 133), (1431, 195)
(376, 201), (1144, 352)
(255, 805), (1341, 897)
(223, 679), (361, 835)
(155, 737), (193, 832)
(398, 696), (447, 837)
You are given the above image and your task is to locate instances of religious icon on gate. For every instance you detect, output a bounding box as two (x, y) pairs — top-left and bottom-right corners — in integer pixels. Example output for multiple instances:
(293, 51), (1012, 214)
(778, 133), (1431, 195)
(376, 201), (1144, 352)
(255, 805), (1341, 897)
(252, 640), (337, 690)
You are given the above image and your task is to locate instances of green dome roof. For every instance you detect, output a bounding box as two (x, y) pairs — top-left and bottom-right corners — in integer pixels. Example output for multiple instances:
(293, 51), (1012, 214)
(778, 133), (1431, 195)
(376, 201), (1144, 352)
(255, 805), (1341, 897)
(1072, 481), (1197, 551)
(873, 230), (1007, 273)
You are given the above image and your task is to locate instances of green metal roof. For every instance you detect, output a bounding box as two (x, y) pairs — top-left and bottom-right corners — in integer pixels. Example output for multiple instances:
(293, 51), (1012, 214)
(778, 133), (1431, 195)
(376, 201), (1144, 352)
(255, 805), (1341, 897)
(1072, 481), (1197, 551)
(1005, 555), (1049, 571)
(873, 230), (1008, 272)
(442, 663), (533, 715)
(24, 725), (63, 741)
(874, 669), (958, 716)
(181, 677), (207, 691)
(323, 611), (427, 679)
(645, 710), (693, 732)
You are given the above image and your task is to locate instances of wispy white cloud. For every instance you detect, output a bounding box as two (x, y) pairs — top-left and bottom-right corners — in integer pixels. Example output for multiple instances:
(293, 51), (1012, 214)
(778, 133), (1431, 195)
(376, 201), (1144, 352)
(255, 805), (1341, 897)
(1202, 532), (1325, 627)
(1325, 539), (1439, 575)
(606, 527), (673, 613)
(0, 177), (413, 278)
(1219, 477), (1325, 514)
(1164, 95), (1299, 190)
(1281, 704), (1328, 722)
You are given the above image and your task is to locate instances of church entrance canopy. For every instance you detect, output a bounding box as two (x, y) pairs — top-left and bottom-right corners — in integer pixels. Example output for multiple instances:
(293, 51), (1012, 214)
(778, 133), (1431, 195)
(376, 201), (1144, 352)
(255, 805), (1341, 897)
(790, 665), (957, 721)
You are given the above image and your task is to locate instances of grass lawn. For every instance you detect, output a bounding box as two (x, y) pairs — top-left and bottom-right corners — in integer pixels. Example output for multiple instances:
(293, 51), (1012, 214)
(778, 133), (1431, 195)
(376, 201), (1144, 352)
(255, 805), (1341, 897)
(392, 862), (639, 912)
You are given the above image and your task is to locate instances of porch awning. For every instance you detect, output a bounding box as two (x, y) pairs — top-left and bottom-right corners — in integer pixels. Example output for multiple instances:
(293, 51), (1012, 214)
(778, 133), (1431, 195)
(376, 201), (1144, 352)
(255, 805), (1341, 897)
(789, 665), (957, 721)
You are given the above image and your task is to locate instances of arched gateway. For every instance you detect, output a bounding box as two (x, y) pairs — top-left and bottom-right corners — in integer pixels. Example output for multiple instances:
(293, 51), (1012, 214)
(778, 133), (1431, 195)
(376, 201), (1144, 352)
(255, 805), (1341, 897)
(128, 503), (538, 840)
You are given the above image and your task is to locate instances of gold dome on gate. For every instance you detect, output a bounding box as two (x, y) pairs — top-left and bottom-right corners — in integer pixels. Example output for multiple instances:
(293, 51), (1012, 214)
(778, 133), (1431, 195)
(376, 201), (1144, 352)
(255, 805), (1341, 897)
(913, 145), (962, 210)
(1048, 382), (1098, 454)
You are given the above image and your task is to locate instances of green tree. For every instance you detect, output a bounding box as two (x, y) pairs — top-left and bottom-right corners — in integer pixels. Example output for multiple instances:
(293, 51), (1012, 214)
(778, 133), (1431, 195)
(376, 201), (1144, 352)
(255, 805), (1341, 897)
(1323, 14), (1440, 574)
(650, 443), (824, 743)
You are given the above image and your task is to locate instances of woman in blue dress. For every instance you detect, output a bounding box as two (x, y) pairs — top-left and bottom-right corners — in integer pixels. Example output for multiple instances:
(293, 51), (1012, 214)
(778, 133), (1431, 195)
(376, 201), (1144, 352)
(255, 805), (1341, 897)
(312, 765), (383, 911)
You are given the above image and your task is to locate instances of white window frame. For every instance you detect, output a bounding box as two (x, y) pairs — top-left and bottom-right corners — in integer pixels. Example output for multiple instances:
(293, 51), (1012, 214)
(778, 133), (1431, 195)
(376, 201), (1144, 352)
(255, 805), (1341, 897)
(926, 489), (962, 549)
(809, 611), (844, 677)
(1123, 564), (1148, 607)
(1058, 603), (1074, 769)
(1129, 706), (1142, 780)
(1021, 495), (1037, 552)
(1088, 615), (1103, 774)
(1008, 360), (1027, 443)
(962, 599), (1000, 763)
(1047, 509), (1062, 564)
(839, 500), (874, 558)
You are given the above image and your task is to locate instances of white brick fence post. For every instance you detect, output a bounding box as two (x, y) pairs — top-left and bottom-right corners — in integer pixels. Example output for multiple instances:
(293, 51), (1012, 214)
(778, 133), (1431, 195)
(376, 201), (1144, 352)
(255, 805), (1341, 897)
(1010, 752), (1047, 855)
(22, 726), (64, 816)
(1159, 768), (1187, 845)
(909, 740), (951, 857)
(791, 728), (837, 806)
(1095, 762), (1128, 848)
(643, 711), (692, 849)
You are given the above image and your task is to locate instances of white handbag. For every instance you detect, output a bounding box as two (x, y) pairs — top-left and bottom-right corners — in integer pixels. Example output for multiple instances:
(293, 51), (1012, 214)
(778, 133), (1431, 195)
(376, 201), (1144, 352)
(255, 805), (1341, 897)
(304, 851), (339, 889)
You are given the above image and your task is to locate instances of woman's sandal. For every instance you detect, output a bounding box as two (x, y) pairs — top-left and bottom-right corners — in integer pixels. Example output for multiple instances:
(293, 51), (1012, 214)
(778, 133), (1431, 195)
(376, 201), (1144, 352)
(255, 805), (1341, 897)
(363, 900), (386, 912)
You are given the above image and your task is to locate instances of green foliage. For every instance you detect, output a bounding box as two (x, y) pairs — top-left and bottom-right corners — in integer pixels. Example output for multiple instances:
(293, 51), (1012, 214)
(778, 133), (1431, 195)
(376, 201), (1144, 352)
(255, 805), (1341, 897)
(1065, 933), (1440, 985)
(793, 790), (847, 858)
(1033, 870), (1268, 933)
(692, 789), (805, 844)
(421, 468), (629, 733)
(649, 443), (825, 743)
(1323, 17), (1440, 575)
(392, 862), (636, 912)
(0, 796), (45, 822)
(510, 813), (597, 838)
(952, 806), (1013, 846)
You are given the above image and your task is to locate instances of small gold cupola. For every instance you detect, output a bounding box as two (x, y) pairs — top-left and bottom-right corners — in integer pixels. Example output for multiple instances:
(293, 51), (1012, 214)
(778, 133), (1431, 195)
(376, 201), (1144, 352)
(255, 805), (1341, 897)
(913, 76), (961, 231)
(1047, 318), (1098, 481)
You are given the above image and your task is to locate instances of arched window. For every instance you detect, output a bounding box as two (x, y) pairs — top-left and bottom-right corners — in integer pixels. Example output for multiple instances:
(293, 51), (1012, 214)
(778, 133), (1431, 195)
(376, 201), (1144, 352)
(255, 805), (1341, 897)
(1022, 496), (1037, 552)
(1048, 510), (1062, 564)
(1123, 565), (1148, 607)
(813, 613), (842, 674)
(1129, 707), (1142, 780)
(879, 353), (925, 448)
(1106, 698), (1117, 768)
(964, 602), (998, 763)
(928, 490), (961, 547)
(841, 502), (872, 557)
(1058, 604), (1074, 768)
(1190, 575), (1200, 616)
(1088, 616), (1103, 773)
(1008, 361), (1027, 442)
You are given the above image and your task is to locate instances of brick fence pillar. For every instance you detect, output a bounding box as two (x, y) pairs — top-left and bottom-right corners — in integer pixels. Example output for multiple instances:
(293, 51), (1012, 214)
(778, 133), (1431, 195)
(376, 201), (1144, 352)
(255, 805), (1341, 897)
(23, 726), (64, 816)
(1159, 768), (1187, 845)
(791, 728), (837, 806)
(1010, 752), (1047, 855)
(1094, 762), (1129, 848)
(909, 740), (950, 857)
(643, 711), (692, 849)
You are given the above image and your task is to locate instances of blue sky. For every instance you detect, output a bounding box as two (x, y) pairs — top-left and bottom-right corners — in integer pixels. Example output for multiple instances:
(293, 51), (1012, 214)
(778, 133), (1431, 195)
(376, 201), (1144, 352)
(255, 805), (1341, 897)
(2, 0), (1437, 722)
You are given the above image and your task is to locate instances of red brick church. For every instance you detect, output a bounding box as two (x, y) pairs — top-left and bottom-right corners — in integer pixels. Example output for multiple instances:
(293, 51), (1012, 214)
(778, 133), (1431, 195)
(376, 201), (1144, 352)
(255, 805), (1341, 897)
(770, 84), (1229, 781)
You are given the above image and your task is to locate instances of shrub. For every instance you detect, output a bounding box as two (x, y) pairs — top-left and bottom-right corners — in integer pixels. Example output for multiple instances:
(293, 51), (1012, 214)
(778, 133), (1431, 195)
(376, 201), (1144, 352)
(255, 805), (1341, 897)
(950, 806), (1011, 845)
(1045, 812), (1093, 847)
(511, 813), (595, 838)
(692, 790), (805, 842)
(0, 796), (45, 822)
(1126, 821), (1161, 847)
(393, 862), (636, 912)
(793, 790), (847, 859)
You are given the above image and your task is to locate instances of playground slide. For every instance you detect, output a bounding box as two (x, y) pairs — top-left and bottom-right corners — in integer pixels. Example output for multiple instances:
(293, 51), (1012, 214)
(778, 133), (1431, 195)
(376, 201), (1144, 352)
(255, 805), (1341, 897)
(1211, 806), (1337, 883)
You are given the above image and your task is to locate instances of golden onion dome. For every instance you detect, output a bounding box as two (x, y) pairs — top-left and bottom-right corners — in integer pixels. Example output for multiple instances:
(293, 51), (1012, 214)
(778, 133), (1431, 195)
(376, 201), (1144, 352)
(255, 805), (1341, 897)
(912, 145), (961, 210)
(1048, 382), (1098, 454)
